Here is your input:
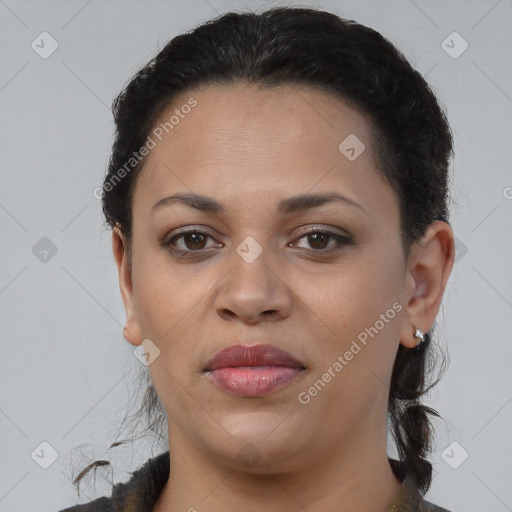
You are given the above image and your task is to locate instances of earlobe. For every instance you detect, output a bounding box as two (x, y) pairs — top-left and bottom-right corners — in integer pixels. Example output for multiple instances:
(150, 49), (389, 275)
(112, 226), (142, 346)
(123, 325), (142, 346)
(397, 324), (427, 350)
(399, 221), (455, 349)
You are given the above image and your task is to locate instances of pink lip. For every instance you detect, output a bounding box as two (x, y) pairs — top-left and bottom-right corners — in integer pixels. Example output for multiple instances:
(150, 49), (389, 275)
(203, 344), (307, 398)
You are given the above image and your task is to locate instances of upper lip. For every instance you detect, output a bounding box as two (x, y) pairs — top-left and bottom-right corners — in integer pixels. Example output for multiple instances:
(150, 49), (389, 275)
(204, 344), (306, 371)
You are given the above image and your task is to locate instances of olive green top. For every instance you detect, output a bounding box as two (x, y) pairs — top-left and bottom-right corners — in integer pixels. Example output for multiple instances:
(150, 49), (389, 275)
(59, 451), (450, 511)
(386, 475), (450, 511)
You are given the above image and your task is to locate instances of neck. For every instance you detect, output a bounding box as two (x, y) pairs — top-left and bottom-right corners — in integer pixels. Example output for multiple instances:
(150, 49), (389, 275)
(153, 418), (401, 512)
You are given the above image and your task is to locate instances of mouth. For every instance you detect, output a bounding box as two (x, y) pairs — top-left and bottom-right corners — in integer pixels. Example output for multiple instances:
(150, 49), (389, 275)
(203, 343), (307, 398)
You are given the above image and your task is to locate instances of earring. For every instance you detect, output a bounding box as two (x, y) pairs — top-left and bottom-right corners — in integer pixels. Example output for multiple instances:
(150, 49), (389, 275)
(413, 326), (426, 348)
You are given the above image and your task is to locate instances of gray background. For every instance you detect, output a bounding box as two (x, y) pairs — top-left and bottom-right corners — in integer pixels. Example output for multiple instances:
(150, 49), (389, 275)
(1, 0), (511, 510)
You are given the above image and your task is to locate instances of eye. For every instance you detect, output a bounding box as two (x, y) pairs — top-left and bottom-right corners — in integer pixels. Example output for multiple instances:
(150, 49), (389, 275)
(162, 229), (221, 255)
(290, 228), (352, 252)
(160, 225), (352, 259)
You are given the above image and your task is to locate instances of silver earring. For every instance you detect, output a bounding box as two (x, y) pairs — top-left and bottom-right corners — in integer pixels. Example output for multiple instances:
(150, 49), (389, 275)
(413, 327), (426, 348)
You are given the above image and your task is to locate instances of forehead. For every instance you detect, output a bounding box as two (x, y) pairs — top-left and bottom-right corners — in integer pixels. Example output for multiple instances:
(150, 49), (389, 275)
(147, 83), (373, 160)
(132, 83), (394, 219)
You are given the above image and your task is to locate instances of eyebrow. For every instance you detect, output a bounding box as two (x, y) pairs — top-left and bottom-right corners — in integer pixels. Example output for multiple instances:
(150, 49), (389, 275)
(150, 191), (367, 216)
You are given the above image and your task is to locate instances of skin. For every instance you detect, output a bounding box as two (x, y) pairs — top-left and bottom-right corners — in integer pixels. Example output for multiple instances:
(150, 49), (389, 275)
(112, 84), (455, 512)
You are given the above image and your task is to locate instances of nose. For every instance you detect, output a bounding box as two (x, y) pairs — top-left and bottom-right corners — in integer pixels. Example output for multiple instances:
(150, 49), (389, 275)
(214, 244), (292, 324)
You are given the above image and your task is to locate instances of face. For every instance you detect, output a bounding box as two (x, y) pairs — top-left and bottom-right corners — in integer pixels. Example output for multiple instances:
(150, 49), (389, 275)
(113, 84), (450, 474)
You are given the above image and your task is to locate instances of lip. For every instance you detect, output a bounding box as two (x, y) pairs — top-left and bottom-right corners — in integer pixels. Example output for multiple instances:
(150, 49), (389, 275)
(204, 343), (306, 371)
(203, 344), (307, 398)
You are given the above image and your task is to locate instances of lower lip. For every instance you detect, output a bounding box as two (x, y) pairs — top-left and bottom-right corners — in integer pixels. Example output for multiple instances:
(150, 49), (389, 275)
(205, 366), (305, 397)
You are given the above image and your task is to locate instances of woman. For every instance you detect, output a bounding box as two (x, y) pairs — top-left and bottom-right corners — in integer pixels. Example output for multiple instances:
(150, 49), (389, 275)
(60, 6), (455, 511)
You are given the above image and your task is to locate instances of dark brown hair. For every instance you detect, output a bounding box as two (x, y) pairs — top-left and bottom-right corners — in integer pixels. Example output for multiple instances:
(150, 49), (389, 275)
(72, 5), (453, 497)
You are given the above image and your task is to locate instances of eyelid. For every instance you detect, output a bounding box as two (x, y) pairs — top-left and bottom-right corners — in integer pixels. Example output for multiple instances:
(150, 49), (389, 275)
(161, 224), (352, 256)
(293, 224), (351, 238)
(162, 224), (350, 242)
(160, 226), (220, 248)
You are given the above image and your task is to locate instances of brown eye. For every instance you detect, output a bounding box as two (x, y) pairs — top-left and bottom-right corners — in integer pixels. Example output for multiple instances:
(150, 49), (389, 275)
(161, 226), (351, 259)
(306, 232), (330, 250)
(168, 231), (215, 251)
(292, 230), (351, 252)
(180, 232), (208, 250)
(161, 228), (222, 257)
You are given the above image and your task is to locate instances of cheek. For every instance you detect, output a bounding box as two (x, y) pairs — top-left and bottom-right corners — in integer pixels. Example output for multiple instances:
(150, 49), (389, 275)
(306, 247), (405, 367)
(131, 252), (218, 377)
(132, 246), (202, 328)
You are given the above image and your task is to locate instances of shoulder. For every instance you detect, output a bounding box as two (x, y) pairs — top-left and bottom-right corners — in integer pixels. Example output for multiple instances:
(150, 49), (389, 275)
(56, 496), (113, 512)
(57, 451), (170, 512)
(397, 479), (452, 512)
(386, 459), (451, 512)
(420, 500), (451, 512)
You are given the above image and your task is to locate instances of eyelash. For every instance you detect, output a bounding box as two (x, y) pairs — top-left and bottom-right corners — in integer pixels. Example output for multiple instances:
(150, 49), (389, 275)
(160, 226), (352, 258)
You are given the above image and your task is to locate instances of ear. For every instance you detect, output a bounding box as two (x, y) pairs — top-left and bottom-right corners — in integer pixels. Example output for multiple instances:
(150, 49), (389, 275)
(112, 226), (142, 346)
(399, 220), (455, 348)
